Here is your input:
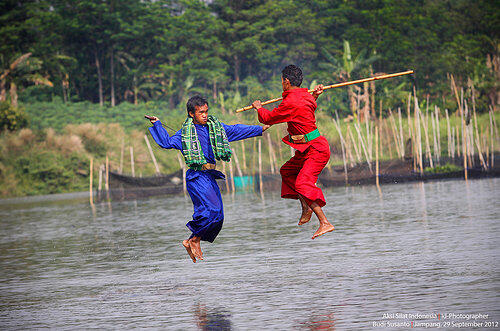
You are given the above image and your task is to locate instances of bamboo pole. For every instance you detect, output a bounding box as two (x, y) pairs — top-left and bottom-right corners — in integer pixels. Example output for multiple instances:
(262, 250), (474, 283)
(119, 139), (124, 174)
(276, 128), (283, 162)
(456, 125), (461, 157)
(473, 108), (487, 170)
(240, 140), (246, 172)
(251, 138), (257, 176)
(258, 139), (263, 197)
(446, 109), (451, 157)
(354, 121), (373, 173)
(232, 147), (244, 177)
(398, 107), (404, 158)
(222, 161), (230, 193)
(420, 105), (433, 168)
(144, 135), (160, 174)
(176, 153), (187, 195)
(333, 114), (348, 185)
(375, 126), (380, 189)
(229, 159), (235, 193)
(89, 158), (94, 206)
(235, 70), (415, 112)
(130, 146), (135, 177)
(490, 110), (495, 169)
(415, 93), (424, 174)
(435, 107), (441, 160)
(459, 98), (467, 180)
(267, 134), (275, 174)
(98, 164), (103, 197)
(105, 154), (109, 191)
(451, 127), (455, 159)
(388, 109), (402, 158)
(431, 106), (439, 164)
(347, 125), (361, 162)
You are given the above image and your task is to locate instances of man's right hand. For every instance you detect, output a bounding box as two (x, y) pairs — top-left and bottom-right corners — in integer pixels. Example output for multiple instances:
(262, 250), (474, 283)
(252, 100), (262, 110)
(145, 115), (159, 124)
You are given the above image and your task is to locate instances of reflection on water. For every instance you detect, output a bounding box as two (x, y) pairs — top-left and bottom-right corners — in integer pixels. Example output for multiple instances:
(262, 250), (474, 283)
(0, 178), (499, 329)
(194, 304), (232, 330)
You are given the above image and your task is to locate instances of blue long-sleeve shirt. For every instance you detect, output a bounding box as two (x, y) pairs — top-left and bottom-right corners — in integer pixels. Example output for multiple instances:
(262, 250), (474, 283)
(149, 120), (263, 164)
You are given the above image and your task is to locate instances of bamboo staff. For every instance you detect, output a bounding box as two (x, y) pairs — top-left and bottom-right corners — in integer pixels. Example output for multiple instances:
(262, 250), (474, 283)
(446, 109), (451, 157)
(235, 70), (414, 112)
(431, 107), (439, 164)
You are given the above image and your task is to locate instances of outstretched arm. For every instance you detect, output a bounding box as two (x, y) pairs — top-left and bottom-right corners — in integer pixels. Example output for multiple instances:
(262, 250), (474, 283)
(148, 120), (182, 150)
(252, 99), (294, 125)
(222, 123), (269, 142)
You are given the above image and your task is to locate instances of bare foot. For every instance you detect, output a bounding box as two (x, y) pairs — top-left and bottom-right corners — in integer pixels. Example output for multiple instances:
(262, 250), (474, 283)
(182, 240), (196, 263)
(312, 223), (335, 239)
(298, 208), (313, 225)
(189, 239), (204, 260)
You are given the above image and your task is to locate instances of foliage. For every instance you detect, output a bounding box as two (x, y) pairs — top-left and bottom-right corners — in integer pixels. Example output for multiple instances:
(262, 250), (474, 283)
(424, 163), (463, 174)
(0, 101), (28, 132)
(0, 0), (497, 114)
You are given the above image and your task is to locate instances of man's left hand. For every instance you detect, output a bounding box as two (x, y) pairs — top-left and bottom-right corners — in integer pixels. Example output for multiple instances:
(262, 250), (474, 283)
(312, 84), (324, 98)
(262, 125), (271, 132)
(252, 100), (262, 110)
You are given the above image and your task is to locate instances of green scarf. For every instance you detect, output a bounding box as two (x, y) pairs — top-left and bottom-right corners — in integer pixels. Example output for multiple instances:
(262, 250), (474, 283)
(181, 115), (232, 170)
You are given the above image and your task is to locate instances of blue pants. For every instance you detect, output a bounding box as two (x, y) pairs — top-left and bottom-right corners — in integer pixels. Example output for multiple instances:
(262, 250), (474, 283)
(185, 169), (225, 243)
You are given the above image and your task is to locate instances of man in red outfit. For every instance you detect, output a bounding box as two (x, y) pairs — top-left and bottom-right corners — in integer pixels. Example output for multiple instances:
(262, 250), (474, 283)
(252, 64), (335, 239)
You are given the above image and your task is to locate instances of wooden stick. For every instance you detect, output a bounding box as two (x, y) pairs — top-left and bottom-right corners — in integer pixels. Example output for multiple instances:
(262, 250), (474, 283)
(105, 154), (109, 191)
(232, 147), (244, 177)
(89, 158), (94, 206)
(459, 99), (467, 180)
(333, 114), (348, 185)
(130, 146), (135, 177)
(176, 153), (186, 195)
(490, 110), (495, 169)
(435, 107), (441, 160)
(354, 121), (373, 173)
(398, 107), (404, 158)
(144, 135), (160, 174)
(347, 125), (361, 162)
(229, 159), (235, 193)
(431, 106), (439, 164)
(267, 134), (275, 174)
(388, 109), (402, 158)
(375, 126), (380, 188)
(258, 139), (263, 196)
(240, 140), (246, 172)
(235, 70), (414, 112)
(119, 139), (124, 174)
(446, 109), (451, 157)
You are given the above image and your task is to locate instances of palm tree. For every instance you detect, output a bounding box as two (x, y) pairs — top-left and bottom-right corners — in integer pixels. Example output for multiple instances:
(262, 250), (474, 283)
(0, 53), (53, 107)
(321, 40), (379, 120)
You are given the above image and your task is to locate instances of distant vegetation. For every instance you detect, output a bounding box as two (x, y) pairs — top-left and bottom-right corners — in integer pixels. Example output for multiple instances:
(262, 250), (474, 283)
(0, 0), (498, 198)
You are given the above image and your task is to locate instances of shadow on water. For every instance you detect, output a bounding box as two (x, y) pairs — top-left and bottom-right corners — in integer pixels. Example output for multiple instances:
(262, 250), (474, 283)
(193, 303), (232, 330)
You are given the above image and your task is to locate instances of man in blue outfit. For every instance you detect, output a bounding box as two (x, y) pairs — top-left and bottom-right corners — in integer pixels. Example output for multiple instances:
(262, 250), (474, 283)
(148, 95), (269, 263)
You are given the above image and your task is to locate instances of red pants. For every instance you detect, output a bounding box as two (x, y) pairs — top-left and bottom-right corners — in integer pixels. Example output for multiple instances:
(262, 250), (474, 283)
(280, 137), (330, 207)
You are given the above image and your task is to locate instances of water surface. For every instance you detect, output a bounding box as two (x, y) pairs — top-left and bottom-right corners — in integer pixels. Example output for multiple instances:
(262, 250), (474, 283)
(1, 178), (499, 329)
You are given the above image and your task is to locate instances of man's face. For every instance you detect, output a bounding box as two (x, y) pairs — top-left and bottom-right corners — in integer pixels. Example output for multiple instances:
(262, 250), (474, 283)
(190, 104), (208, 125)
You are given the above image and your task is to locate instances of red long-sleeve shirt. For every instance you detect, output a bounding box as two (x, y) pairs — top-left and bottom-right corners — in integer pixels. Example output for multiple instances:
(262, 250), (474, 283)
(257, 88), (327, 153)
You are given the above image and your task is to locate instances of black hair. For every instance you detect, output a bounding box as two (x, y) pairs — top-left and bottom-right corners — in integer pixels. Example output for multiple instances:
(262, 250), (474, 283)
(282, 64), (303, 87)
(186, 95), (208, 117)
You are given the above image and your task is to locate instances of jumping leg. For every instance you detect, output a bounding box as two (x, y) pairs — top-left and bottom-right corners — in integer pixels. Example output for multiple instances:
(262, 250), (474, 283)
(310, 202), (335, 239)
(182, 239), (197, 263)
(298, 195), (313, 225)
(189, 236), (203, 260)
